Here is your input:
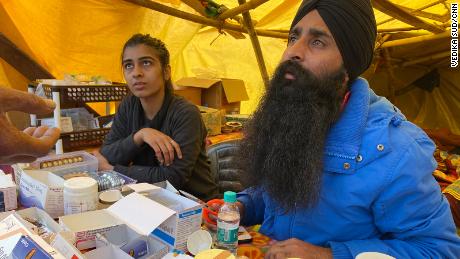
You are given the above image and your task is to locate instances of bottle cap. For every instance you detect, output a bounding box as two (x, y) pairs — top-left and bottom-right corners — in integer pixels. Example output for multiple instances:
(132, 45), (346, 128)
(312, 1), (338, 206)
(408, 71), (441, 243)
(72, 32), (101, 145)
(223, 191), (237, 203)
(99, 189), (123, 204)
(64, 177), (97, 194)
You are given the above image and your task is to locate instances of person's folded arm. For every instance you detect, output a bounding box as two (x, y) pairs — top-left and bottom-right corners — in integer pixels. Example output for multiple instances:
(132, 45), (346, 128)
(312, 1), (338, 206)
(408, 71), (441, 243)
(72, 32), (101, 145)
(113, 105), (204, 189)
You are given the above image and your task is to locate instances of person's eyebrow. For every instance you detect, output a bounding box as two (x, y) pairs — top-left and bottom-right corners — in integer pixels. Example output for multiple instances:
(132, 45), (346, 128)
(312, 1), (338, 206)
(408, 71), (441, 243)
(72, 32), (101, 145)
(308, 27), (333, 40)
(290, 27), (301, 36)
(288, 27), (301, 40)
(138, 56), (155, 61)
(122, 56), (155, 64)
(122, 58), (132, 64)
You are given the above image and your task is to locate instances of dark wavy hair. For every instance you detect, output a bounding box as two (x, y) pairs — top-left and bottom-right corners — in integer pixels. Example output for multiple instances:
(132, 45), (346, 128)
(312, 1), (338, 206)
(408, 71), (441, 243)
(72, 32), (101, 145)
(122, 33), (172, 90)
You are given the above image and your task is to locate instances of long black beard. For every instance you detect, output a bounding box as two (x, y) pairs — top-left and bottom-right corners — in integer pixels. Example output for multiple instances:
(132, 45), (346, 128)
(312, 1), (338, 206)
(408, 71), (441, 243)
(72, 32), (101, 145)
(239, 60), (347, 212)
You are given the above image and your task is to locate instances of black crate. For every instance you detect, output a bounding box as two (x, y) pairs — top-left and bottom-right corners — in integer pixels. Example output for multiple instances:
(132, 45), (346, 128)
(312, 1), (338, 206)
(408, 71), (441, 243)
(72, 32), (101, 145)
(61, 128), (111, 151)
(29, 82), (129, 103)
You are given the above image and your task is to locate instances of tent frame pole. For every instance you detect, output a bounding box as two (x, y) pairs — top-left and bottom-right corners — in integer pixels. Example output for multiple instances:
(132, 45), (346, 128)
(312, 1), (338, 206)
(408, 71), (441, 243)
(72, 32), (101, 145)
(123, 0), (287, 39)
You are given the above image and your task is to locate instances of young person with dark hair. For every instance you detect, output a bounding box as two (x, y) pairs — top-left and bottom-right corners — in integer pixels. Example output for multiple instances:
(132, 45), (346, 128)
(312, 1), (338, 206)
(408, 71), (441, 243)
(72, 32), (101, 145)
(93, 34), (218, 201)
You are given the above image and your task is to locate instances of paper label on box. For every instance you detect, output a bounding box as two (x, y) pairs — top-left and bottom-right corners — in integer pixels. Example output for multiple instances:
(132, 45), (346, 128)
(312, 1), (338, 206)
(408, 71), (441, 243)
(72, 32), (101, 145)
(19, 172), (64, 218)
(51, 233), (84, 259)
(0, 215), (34, 237)
(11, 235), (54, 259)
(0, 232), (22, 258)
(73, 226), (121, 250)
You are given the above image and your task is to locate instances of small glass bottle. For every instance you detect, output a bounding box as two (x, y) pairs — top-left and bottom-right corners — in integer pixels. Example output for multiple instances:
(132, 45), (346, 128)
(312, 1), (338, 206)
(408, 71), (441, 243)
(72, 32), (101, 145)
(217, 191), (240, 255)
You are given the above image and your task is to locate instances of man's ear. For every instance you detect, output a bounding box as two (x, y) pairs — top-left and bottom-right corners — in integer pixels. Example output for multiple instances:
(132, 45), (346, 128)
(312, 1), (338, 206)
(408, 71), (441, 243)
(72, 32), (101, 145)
(164, 65), (171, 81)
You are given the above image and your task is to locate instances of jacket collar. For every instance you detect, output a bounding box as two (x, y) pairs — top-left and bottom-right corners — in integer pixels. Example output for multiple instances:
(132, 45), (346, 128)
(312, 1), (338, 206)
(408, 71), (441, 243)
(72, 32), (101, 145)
(323, 78), (387, 174)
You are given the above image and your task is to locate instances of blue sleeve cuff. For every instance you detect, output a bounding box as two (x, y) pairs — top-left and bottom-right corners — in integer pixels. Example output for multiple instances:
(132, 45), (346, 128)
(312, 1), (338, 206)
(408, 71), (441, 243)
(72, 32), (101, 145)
(329, 242), (353, 259)
(237, 191), (256, 226)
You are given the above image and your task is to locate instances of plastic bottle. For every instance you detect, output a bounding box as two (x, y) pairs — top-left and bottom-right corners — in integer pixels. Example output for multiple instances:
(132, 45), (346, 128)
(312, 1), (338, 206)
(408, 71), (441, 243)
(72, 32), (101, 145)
(63, 177), (98, 215)
(216, 191), (240, 255)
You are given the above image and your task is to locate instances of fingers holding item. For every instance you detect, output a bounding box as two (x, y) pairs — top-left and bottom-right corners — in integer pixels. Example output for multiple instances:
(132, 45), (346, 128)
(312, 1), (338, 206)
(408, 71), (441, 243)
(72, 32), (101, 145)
(0, 126), (60, 163)
(32, 126), (50, 138)
(20, 127), (60, 157)
(0, 87), (56, 114)
(23, 127), (37, 136)
(23, 126), (54, 138)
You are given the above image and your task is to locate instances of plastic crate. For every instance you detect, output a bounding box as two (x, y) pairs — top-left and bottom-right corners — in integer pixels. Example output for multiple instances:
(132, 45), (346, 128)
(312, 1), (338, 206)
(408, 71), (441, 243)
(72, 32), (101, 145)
(28, 82), (125, 152)
(33, 83), (129, 103)
(61, 128), (111, 151)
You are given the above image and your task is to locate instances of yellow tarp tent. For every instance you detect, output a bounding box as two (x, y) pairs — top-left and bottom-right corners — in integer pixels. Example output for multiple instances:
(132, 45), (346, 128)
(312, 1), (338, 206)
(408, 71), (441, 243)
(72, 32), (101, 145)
(0, 0), (458, 133)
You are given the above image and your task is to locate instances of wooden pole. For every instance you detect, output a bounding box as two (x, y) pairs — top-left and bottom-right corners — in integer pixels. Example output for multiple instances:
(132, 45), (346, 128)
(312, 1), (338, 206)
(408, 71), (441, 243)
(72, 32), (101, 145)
(377, 27), (419, 33)
(400, 51), (451, 67)
(218, 0), (269, 20)
(374, 34), (391, 50)
(372, 0), (444, 33)
(381, 30), (450, 48)
(180, 0), (207, 16)
(0, 33), (54, 80)
(377, 0), (448, 26)
(123, 0), (287, 39)
(237, 0), (270, 89)
(392, 3), (446, 22)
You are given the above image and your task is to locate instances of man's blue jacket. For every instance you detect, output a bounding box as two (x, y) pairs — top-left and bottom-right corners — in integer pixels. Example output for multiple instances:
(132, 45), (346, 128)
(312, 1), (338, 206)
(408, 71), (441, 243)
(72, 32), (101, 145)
(238, 78), (460, 258)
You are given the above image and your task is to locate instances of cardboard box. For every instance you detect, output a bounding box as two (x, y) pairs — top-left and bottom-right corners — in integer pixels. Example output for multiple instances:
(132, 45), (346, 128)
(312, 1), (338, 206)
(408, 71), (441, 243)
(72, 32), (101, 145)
(19, 170), (65, 218)
(0, 209), (83, 259)
(51, 232), (85, 259)
(198, 106), (221, 136)
(95, 224), (169, 259)
(16, 207), (62, 243)
(147, 189), (202, 251)
(175, 77), (249, 113)
(173, 85), (201, 106)
(59, 193), (175, 250)
(0, 173), (17, 211)
(85, 244), (133, 259)
(0, 214), (66, 259)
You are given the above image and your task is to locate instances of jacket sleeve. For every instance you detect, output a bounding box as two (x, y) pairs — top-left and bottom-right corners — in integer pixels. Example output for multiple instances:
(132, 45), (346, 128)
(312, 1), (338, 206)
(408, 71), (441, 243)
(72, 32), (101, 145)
(112, 105), (205, 189)
(237, 187), (266, 226)
(100, 98), (144, 165)
(329, 136), (460, 259)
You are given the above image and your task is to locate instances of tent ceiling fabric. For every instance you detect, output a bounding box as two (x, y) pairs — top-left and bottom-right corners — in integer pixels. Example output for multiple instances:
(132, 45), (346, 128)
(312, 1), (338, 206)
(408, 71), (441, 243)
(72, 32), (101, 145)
(0, 0), (458, 133)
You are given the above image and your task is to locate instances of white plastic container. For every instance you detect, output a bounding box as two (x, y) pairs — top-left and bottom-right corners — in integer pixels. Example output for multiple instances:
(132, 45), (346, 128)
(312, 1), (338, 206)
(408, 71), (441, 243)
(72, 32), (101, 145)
(64, 177), (98, 215)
